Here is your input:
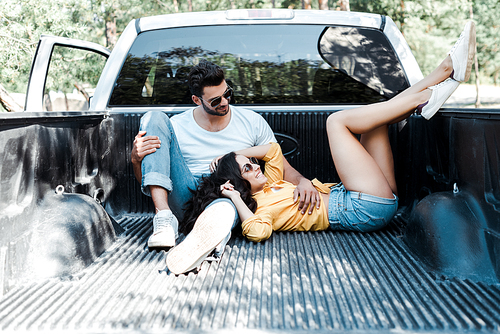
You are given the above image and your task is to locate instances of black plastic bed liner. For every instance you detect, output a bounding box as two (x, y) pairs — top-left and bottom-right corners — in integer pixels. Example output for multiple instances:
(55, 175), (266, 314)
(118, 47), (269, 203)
(1, 214), (499, 333)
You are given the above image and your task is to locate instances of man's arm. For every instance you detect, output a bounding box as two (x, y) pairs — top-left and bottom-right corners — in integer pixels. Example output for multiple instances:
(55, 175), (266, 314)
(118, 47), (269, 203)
(131, 130), (161, 182)
(244, 109), (320, 214)
(282, 157), (320, 215)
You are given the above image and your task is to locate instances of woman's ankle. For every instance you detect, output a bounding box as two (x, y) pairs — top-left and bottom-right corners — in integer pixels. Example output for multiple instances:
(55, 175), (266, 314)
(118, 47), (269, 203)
(442, 55), (454, 78)
(416, 89), (432, 113)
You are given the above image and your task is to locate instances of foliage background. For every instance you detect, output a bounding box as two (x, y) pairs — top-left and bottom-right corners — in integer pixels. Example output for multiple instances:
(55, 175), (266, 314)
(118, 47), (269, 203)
(0, 0), (498, 108)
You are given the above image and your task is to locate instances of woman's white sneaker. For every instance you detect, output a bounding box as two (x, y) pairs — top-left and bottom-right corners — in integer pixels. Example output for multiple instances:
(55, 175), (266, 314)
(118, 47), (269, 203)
(165, 202), (235, 275)
(448, 20), (476, 82)
(418, 79), (460, 120)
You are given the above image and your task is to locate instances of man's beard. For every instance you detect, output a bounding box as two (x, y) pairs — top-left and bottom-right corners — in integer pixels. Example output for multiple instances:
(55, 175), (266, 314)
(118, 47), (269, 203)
(202, 102), (230, 116)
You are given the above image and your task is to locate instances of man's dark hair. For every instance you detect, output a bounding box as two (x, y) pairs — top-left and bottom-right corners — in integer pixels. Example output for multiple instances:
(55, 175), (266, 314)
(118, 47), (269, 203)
(188, 60), (225, 97)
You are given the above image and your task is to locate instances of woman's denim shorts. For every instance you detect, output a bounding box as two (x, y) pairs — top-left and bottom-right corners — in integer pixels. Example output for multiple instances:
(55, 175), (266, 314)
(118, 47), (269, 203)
(328, 183), (398, 232)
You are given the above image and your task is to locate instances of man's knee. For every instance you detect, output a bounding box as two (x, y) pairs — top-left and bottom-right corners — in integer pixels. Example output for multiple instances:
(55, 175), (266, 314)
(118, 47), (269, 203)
(140, 111), (172, 133)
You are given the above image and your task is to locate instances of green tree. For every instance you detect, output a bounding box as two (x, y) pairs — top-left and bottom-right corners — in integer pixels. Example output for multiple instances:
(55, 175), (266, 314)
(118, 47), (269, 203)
(0, 0), (163, 111)
(351, 0), (499, 86)
(472, 0), (500, 85)
(352, 0), (471, 77)
(1, 0), (498, 112)
(1, 0), (101, 98)
(0, 0), (249, 105)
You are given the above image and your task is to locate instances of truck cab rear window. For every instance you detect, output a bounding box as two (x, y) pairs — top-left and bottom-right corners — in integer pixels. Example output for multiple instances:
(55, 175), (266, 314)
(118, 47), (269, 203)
(109, 24), (409, 107)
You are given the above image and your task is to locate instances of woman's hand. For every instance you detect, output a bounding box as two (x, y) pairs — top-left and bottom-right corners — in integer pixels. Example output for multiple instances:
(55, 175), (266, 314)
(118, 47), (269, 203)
(220, 181), (240, 200)
(220, 181), (255, 222)
(210, 155), (223, 172)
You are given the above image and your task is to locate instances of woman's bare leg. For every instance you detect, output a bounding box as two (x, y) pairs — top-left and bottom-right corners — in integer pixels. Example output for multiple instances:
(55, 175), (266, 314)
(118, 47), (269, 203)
(325, 54), (457, 198)
(393, 56), (453, 101)
(362, 59), (453, 194)
(359, 125), (397, 195)
(327, 86), (430, 198)
(326, 19), (477, 198)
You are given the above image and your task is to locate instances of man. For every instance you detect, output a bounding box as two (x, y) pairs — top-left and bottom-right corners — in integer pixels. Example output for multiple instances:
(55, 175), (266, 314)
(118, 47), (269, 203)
(132, 60), (319, 273)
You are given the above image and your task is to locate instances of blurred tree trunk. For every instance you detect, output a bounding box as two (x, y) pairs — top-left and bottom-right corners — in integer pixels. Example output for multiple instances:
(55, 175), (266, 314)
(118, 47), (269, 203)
(338, 0), (349, 11)
(318, 0), (328, 10)
(475, 62), (481, 108)
(340, 0), (350, 11)
(187, 0), (193, 11)
(173, 0), (179, 12)
(105, 11), (117, 48)
(74, 83), (90, 103)
(44, 94), (53, 111)
(400, 0), (405, 32)
(302, 0), (311, 10)
(471, 5), (480, 108)
(64, 93), (70, 111)
(0, 83), (23, 112)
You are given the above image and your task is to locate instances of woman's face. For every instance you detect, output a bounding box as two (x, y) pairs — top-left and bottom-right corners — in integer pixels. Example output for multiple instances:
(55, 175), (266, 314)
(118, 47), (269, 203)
(235, 155), (267, 194)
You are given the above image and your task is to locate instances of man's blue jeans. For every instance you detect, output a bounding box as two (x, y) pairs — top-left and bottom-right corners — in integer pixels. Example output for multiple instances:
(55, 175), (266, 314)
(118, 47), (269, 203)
(140, 111), (238, 227)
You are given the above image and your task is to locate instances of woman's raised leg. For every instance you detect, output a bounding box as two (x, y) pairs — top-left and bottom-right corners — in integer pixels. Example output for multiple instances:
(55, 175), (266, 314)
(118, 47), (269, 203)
(326, 20), (476, 199)
(326, 90), (428, 199)
(357, 57), (455, 195)
(359, 125), (397, 195)
(393, 56), (453, 101)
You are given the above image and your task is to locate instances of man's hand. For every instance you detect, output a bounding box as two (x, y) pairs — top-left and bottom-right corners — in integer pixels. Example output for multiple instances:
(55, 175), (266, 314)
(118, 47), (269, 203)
(210, 155), (224, 172)
(293, 178), (321, 215)
(131, 130), (161, 164)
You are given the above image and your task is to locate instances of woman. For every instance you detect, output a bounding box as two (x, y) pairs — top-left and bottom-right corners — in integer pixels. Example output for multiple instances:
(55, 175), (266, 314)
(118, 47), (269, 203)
(182, 21), (476, 243)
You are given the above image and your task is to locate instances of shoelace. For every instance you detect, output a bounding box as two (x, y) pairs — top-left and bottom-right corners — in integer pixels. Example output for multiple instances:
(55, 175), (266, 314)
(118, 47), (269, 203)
(417, 79), (455, 115)
(154, 213), (174, 230)
(448, 30), (466, 55)
(431, 78), (454, 90)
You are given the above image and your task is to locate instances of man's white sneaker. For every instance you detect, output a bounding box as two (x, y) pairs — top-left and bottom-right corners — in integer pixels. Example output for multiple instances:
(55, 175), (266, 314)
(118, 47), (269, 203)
(148, 210), (178, 248)
(165, 202), (235, 275)
(418, 78), (460, 120)
(448, 21), (476, 82)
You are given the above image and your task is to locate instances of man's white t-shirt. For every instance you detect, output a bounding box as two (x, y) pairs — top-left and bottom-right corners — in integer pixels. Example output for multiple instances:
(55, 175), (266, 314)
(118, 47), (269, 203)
(170, 105), (276, 177)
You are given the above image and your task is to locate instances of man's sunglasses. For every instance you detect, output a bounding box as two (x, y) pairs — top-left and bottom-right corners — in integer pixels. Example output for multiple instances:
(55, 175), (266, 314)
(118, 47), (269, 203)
(199, 86), (233, 108)
(241, 157), (259, 175)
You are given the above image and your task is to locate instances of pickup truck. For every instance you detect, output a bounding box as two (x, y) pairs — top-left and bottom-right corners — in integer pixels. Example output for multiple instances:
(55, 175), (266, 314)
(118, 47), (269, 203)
(1, 9), (499, 333)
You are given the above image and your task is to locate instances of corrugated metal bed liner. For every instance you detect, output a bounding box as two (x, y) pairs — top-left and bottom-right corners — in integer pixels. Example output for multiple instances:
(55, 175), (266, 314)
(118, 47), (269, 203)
(1, 214), (499, 333)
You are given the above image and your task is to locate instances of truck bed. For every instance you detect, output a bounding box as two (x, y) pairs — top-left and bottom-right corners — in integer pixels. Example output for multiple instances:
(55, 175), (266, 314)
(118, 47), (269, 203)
(2, 110), (500, 333)
(2, 213), (499, 333)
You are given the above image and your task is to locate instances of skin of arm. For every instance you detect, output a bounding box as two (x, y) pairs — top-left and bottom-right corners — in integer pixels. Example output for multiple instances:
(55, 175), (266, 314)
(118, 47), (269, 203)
(221, 183), (272, 242)
(220, 182), (255, 222)
(229, 144), (321, 215)
(209, 144), (272, 172)
(217, 145), (270, 226)
(234, 144), (272, 160)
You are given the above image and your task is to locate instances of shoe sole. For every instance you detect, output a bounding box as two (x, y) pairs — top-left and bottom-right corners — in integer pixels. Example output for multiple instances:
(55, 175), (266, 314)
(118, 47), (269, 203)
(148, 239), (175, 248)
(166, 202), (235, 274)
(463, 21), (476, 83)
(148, 229), (177, 248)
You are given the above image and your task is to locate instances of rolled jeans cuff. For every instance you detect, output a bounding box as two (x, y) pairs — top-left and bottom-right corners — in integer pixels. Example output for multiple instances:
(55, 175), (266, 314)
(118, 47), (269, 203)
(142, 172), (174, 197)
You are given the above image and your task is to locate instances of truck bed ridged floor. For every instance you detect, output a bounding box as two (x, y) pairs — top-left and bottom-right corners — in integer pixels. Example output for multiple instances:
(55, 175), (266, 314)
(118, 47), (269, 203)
(1, 214), (499, 333)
